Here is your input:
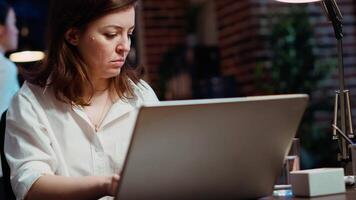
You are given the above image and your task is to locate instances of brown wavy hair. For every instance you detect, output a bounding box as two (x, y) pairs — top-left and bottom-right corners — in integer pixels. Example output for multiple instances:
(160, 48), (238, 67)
(21, 0), (141, 106)
(0, 1), (10, 25)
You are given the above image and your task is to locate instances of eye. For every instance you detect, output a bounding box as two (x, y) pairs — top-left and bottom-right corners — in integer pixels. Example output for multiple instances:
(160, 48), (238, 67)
(104, 33), (117, 39)
(127, 33), (133, 40)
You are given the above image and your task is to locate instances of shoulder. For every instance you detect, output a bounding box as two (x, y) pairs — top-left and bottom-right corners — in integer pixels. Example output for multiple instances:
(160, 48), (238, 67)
(0, 57), (17, 74)
(16, 82), (44, 100)
(9, 82), (49, 113)
(131, 79), (159, 103)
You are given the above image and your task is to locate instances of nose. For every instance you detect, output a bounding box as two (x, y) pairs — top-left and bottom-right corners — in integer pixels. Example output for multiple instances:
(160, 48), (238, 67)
(116, 35), (131, 53)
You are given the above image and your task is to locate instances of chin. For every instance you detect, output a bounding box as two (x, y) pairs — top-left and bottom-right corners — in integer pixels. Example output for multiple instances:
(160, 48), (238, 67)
(105, 69), (121, 78)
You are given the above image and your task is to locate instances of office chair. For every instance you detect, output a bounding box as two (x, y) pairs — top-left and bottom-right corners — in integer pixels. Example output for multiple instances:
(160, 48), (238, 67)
(0, 110), (16, 200)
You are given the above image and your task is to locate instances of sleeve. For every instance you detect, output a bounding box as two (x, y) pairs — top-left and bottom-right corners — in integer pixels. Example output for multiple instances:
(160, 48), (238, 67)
(4, 91), (57, 200)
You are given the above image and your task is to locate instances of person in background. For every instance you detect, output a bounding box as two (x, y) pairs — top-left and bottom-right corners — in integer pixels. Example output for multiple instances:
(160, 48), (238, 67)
(0, 1), (18, 180)
(4, 0), (158, 199)
(0, 1), (19, 117)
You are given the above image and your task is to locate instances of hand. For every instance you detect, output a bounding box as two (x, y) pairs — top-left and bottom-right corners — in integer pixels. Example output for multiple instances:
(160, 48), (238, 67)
(25, 174), (121, 200)
(105, 174), (120, 196)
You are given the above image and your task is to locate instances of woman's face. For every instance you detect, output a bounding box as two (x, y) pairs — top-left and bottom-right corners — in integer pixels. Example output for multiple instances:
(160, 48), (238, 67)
(76, 6), (135, 83)
(0, 8), (18, 52)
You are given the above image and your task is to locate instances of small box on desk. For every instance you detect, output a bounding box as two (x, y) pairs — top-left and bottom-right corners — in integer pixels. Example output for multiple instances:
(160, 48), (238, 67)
(290, 168), (346, 197)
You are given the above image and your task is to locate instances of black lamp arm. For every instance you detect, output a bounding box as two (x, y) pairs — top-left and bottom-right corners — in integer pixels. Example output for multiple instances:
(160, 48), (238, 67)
(321, 0), (343, 39)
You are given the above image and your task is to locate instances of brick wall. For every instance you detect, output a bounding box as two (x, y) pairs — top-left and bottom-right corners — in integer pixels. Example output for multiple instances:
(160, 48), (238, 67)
(214, 0), (263, 95)
(139, 0), (356, 105)
(140, 0), (189, 93)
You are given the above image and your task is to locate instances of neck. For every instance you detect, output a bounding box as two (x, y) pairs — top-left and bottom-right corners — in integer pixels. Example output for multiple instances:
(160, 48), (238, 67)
(84, 77), (111, 102)
(92, 77), (109, 92)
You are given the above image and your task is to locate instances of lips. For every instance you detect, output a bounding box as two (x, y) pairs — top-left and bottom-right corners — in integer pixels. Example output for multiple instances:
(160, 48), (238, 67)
(110, 59), (125, 67)
(111, 58), (125, 62)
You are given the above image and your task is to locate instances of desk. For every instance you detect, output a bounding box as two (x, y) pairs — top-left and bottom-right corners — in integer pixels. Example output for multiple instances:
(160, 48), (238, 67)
(261, 188), (356, 200)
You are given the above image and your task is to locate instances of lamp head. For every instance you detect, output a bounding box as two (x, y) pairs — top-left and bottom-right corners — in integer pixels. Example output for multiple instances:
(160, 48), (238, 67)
(275, 0), (321, 3)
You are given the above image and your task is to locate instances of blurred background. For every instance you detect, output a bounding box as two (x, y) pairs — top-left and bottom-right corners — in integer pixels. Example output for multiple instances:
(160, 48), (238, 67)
(6, 0), (356, 169)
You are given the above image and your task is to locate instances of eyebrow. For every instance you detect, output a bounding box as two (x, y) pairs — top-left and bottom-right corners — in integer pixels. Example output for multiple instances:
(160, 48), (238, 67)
(103, 25), (135, 31)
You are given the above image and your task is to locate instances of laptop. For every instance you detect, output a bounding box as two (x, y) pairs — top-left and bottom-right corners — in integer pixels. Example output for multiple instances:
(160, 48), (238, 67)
(115, 94), (308, 200)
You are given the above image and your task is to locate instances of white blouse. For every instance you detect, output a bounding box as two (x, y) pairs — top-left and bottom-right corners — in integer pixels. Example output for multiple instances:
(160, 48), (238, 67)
(4, 80), (159, 200)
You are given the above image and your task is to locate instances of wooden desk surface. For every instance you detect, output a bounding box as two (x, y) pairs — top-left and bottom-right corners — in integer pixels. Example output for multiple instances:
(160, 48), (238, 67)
(261, 187), (356, 200)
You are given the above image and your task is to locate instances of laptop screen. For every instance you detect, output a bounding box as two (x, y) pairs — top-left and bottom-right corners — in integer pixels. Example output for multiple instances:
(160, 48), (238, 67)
(116, 94), (308, 200)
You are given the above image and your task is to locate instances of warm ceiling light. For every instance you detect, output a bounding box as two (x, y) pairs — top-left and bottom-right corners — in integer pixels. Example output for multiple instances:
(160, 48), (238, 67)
(9, 51), (45, 63)
(275, 0), (321, 3)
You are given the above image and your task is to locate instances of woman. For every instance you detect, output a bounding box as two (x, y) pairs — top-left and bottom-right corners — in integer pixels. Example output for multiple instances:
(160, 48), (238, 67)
(0, 1), (19, 184)
(5, 0), (158, 199)
(0, 1), (19, 117)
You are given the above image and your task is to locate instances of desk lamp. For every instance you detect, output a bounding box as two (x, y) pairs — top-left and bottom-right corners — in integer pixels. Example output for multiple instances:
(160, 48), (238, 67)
(274, 0), (355, 163)
(9, 51), (45, 63)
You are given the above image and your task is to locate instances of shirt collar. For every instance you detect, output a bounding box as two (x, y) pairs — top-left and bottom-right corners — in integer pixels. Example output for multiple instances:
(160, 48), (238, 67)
(71, 97), (138, 132)
(102, 98), (137, 126)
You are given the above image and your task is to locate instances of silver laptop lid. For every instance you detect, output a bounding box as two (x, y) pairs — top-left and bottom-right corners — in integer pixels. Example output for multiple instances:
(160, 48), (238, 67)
(116, 94), (308, 200)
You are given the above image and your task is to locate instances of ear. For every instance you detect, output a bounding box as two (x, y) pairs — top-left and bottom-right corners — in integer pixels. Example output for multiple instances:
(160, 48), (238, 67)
(65, 28), (80, 46)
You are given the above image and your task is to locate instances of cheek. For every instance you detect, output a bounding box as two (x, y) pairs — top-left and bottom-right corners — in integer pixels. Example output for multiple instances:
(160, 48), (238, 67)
(90, 39), (115, 59)
(82, 39), (107, 62)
